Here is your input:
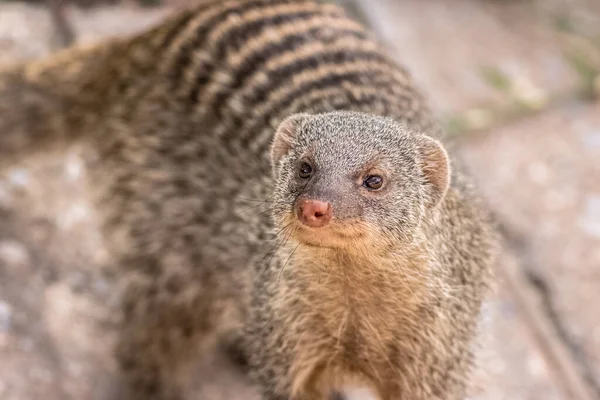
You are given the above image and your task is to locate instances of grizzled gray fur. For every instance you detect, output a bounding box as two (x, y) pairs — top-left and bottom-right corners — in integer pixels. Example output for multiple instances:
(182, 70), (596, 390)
(0, 1), (498, 399)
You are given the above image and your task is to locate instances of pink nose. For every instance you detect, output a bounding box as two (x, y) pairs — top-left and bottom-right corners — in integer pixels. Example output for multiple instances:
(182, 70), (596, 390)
(296, 199), (332, 228)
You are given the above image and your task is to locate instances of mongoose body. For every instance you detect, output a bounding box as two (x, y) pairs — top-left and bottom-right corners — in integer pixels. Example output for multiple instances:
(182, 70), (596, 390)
(0, 1), (497, 399)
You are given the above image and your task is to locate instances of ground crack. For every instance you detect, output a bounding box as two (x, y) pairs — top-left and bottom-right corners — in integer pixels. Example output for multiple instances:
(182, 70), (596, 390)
(524, 268), (600, 400)
(500, 223), (600, 400)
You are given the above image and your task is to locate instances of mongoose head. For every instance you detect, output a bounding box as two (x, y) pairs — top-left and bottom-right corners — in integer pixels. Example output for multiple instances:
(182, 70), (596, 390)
(270, 111), (450, 251)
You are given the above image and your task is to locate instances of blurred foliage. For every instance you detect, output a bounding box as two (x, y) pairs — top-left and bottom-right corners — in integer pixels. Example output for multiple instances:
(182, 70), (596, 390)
(479, 65), (512, 92)
(566, 48), (600, 100)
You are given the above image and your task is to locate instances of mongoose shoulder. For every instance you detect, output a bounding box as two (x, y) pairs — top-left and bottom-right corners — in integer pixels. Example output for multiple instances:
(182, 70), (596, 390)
(0, 1), (498, 399)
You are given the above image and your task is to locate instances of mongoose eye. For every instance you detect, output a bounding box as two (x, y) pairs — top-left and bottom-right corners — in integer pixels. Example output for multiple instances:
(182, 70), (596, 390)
(363, 175), (383, 190)
(299, 162), (313, 179)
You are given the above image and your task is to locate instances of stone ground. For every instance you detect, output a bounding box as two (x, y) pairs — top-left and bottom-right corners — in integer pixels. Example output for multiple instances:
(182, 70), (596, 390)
(0, 0), (599, 399)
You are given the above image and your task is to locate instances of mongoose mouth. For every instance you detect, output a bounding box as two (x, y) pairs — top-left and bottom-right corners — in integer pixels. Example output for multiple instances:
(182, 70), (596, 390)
(283, 213), (368, 248)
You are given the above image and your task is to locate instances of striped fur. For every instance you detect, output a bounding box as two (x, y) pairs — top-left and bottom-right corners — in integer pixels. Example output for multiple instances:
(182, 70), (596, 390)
(0, 0), (435, 163)
(0, 1), (494, 400)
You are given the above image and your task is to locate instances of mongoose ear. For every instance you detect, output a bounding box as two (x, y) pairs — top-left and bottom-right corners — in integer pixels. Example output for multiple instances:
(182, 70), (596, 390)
(271, 114), (308, 175)
(417, 136), (451, 208)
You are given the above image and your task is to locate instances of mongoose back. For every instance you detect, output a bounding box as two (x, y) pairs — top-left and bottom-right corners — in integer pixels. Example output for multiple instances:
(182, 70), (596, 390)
(0, 1), (498, 399)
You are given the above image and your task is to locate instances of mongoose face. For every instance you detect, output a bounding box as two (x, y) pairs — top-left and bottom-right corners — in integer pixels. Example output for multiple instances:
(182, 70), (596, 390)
(270, 110), (450, 251)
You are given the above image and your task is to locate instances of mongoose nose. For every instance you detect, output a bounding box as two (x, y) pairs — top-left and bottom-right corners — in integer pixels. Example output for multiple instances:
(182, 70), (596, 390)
(296, 199), (332, 228)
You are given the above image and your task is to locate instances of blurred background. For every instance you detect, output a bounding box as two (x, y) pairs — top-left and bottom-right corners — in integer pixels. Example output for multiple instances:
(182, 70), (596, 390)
(0, 0), (599, 399)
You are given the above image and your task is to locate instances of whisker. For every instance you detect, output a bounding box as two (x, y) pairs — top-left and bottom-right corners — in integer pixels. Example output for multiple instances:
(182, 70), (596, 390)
(237, 201), (273, 215)
(267, 221), (295, 242)
(278, 234), (300, 282)
(264, 226), (295, 273)
(257, 222), (296, 273)
(256, 206), (276, 219)
(254, 222), (293, 270)
(235, 196), (273, 203)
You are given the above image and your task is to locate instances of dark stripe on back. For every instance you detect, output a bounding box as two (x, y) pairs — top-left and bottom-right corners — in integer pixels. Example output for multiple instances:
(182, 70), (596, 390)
(242, 49), (388, 109)
(188, 8), (326, 103)
(169, 0), (290, 87)
(245, 78), (398, 146)
(219, 48), (390, 128)
(213, 9), (329, 61)
(227, 66), (391, 146)
(204, 26), (368, 112)
(156, 10), (199, 52)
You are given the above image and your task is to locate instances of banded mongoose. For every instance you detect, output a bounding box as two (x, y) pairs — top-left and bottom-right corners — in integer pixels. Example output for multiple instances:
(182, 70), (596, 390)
(0, 1), (498, 399)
